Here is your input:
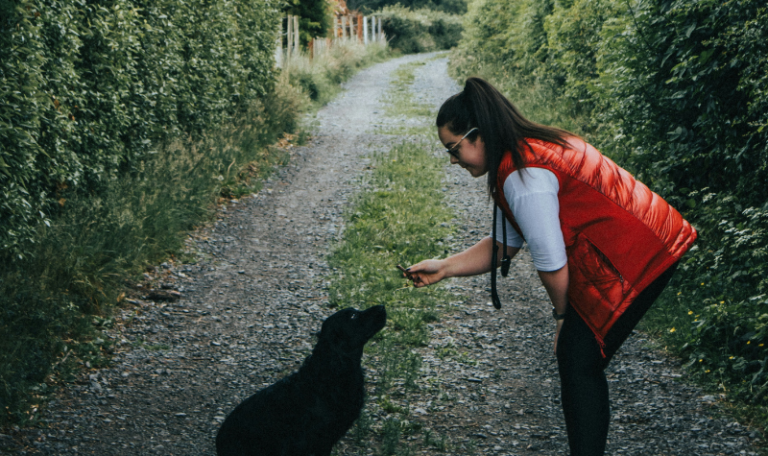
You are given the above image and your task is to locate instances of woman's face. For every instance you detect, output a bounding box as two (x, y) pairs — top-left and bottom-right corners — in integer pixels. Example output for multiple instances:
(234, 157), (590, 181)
(438, 126), (487, 177)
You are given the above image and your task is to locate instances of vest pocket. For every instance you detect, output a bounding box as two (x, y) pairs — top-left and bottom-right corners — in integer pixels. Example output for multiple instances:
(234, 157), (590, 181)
(568, 235), (630, 318)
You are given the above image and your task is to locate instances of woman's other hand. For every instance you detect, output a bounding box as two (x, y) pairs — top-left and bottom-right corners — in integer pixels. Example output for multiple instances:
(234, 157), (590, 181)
(403, 259), (447, 287)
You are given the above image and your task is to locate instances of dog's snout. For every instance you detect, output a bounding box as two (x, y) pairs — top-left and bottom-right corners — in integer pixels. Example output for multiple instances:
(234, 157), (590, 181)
(365, 305), (386, 318)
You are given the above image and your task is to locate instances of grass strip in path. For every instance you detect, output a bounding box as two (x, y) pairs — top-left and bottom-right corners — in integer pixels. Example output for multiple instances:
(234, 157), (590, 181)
(325, 56), (469, 455)
(327, 140), (457, 455)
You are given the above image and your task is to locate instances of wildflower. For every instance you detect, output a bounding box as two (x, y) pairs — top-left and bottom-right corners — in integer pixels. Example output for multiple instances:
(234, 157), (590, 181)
(747, 341), (751, 345)
(705, 370), (711, 373)
(761, 344), (765, 347)
(678, 291), (682, 296)
(669, 328), (676, 333)
(720, 301), (725, 304)
(730, 356), (734, 359)
(688, 310), (693, 315)
(699, 359), (703, 362)
(701, 282), (705, 286)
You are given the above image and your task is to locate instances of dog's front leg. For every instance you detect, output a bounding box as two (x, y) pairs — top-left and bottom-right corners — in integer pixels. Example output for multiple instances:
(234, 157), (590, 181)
(312, 443), (334, 456)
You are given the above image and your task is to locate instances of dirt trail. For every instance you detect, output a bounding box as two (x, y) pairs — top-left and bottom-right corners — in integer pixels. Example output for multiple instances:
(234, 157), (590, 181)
(12, 53), (760, 456)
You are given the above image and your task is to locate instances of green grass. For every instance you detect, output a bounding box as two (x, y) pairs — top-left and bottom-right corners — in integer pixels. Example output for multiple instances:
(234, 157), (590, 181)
(324, 57), (476, 455)
(326, 139), (457, 455)
(383, 61), (435, 119)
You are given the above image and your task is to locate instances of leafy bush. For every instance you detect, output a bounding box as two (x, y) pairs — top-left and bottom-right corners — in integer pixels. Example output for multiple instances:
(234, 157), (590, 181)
(0, 0), (280, 260)
(0, 0), (328, 425)
(596, 0), (768, 404)
(378, 6), (463, 53)
(0, 78), (311, 424)
(449, 0), (591, 134)
(0, 7), (390, 421)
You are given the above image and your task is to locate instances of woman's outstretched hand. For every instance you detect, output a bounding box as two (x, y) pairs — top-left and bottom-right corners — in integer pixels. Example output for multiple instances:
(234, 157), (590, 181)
(402, 259), (447, 287)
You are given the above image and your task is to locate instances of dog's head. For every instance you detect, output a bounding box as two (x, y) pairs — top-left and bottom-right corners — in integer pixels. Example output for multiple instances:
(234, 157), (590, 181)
(318, 305), (387, 354)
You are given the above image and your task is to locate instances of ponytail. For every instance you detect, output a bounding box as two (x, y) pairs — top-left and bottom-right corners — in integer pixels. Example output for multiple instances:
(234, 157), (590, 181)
(436, 77), (574, 195)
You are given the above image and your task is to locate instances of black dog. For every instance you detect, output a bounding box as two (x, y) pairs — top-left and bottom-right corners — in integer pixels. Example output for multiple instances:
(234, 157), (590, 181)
(216, 305), (387, 456)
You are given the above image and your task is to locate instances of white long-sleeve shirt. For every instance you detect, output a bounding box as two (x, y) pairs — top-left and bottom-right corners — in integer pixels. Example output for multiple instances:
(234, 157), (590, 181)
(491, 167), (567, 272)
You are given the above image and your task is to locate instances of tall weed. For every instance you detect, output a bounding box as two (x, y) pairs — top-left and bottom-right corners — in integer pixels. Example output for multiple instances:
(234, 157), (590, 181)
(284, 41), (390, 105)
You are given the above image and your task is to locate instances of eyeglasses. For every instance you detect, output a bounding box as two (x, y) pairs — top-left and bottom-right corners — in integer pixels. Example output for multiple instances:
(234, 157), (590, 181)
(445, 128), (478, 159)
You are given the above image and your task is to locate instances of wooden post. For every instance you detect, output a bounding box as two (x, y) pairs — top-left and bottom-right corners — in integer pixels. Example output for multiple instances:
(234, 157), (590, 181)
(335, 15), (340, 41)
(357, 14), (363, 42)
(378, 17), (383, 42)
(287, 15), (293, 57)
(293, 15), (300, 55)
(275, 16), (283, 67)
(349, 15), (355, 40)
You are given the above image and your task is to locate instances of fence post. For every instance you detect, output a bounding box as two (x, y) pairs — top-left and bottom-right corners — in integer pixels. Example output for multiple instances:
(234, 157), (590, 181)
(341, 15), (347, 39)
(286, 15), (292, 57)
(363, 16), (368, 45)
(293, 15), (300, 55)
(334, 15), (340, 41)
(357, 14), (363, 42)
(378, 17), (383, 42)
(275, 16), (283, 67)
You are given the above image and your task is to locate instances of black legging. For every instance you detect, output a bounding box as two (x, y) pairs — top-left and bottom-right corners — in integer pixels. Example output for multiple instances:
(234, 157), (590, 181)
(556, 263), (678, 456)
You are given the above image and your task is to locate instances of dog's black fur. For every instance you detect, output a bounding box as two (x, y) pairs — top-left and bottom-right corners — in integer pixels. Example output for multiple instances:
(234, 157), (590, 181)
(216, 305), (386, 456)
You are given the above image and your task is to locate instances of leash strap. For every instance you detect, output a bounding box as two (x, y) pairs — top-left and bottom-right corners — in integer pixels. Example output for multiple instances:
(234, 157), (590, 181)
(491, 204), (512, 310)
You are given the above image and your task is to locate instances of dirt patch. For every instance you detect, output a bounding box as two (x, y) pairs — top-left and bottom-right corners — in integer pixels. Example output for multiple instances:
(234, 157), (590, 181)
(9, 53), (761, 456)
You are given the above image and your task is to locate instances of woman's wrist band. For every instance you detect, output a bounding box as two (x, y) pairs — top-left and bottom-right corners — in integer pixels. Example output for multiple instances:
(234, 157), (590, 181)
(552, 308), (566, 320)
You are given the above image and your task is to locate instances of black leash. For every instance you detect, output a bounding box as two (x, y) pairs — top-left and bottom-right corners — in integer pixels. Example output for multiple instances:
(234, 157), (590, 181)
(491, 204), (511, 309)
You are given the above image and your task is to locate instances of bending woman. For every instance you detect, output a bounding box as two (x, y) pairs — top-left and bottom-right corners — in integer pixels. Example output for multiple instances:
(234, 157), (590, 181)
(403, 77), (696, 456)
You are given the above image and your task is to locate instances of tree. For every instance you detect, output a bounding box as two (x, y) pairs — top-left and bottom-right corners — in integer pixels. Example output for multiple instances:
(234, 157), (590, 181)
(284, 0), (333, 45)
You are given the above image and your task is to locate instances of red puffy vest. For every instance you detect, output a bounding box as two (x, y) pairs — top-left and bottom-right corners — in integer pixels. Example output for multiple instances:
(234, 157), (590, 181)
(493, 138), (697, 346)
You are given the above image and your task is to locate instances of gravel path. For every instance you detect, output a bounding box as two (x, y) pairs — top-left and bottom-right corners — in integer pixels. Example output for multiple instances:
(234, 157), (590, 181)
(7, 53), (762, 456)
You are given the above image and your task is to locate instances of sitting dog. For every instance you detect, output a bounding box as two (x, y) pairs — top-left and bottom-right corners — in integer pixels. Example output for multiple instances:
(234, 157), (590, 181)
(216, 305), (387, 456)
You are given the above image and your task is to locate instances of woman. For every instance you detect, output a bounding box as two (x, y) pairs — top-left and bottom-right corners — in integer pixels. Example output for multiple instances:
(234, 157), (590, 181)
(403, 77), (696, 455)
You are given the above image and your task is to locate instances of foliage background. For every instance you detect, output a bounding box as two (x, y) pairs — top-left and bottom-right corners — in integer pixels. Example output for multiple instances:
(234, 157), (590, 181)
(379, 5), (463, 54)
(347, 0), (468, 15)
(1, 0), (280, 260)
(451, 0), (768, 420)
(0, 0), (392, 425)
(284, 0), (333, 46)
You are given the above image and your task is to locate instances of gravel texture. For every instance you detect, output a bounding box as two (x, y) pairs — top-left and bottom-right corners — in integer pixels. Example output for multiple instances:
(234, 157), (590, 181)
(6, 53), (762, 456)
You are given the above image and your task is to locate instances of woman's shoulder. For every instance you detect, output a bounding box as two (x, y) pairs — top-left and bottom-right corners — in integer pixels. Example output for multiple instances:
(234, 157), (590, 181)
(503, 167), (559, 197)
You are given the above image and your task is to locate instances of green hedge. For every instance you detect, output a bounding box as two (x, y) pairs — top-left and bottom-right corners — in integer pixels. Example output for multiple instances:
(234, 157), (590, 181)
(378, 6), (462, 53)
(0, 0), (280, 260)
(452, 0), (768, 407)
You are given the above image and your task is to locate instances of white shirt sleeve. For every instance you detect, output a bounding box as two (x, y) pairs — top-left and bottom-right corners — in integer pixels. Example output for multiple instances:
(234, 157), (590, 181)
(490, 168), (568, 272)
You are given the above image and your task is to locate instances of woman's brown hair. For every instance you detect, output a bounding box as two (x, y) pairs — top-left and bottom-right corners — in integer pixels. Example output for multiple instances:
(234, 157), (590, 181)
(436, 77), (575, 195)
